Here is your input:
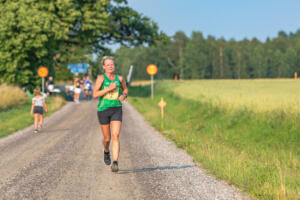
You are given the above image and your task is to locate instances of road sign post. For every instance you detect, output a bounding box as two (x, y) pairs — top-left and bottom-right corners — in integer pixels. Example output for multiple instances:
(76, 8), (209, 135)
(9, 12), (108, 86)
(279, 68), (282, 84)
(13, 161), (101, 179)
(151, 75), (154, 99)
(146, 64), (158, 100)
(37, 66), (49, 94)
(42, 78), (44, 94)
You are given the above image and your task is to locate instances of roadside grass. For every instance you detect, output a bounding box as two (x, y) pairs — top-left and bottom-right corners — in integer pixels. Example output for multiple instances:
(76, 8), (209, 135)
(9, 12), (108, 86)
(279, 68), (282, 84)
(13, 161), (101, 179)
(0, 96), (66, 138)
(130, 80), (152, 86)
(0, 84), (28, 111)
(128, 83), (300, 200)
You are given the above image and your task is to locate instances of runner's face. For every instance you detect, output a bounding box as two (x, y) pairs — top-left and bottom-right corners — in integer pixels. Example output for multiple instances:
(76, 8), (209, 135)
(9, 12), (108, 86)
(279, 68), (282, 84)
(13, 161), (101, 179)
(103, 59), (115, 73)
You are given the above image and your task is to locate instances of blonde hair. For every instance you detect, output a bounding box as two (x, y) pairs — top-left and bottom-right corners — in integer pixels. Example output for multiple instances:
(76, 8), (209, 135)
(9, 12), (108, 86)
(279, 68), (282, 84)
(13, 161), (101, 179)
(101, 56), (114, 65)
(33, 88), (41, 96)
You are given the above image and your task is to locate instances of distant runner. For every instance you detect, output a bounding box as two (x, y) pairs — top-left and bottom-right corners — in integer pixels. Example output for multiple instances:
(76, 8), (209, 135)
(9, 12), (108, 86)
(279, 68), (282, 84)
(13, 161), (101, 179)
(93, 56), (128, 172)
(30, 88), (48, 133)
(83, 76), (93, 100)
(73, 77), (82, 103)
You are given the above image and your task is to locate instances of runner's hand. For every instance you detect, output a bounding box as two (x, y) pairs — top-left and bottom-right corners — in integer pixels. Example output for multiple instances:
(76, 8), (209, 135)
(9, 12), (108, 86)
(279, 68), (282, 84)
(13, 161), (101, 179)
(119, 95), (126, 102)
(45, 108), (48, 113)
(108, 82), (117, 91)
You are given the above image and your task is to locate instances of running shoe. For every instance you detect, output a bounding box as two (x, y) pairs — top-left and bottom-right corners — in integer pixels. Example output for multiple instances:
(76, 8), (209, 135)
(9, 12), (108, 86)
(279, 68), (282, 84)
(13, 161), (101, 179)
(104, 151), (111, 165)
(111, 161), (119, 172)
(33, 129), (38, 133)
(38, 125), (42, 132)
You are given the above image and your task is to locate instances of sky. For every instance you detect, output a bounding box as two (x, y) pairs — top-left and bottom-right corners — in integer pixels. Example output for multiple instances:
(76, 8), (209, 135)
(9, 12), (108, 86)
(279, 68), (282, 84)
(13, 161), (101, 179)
(126, 0), (300, 41)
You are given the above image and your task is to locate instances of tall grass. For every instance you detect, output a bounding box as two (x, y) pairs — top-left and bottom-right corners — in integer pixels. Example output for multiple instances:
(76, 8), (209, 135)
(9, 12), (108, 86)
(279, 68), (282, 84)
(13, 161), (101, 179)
(130, 80), (152, 86)
(0, 96), (66, 138)
(170, 79), (300, 114)
(129, 81), (300, 200)
(0, 84), (28, 111)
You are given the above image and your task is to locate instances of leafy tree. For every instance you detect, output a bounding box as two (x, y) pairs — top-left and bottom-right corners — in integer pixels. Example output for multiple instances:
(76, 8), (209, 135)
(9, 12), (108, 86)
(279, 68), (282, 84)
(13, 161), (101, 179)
(0, 0), (159, 87)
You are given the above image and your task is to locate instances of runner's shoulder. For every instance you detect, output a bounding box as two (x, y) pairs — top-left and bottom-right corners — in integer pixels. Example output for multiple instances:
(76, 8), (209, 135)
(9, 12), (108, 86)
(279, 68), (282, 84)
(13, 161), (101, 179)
(118, 75), (124, 82)
(97, 75), (104, 82)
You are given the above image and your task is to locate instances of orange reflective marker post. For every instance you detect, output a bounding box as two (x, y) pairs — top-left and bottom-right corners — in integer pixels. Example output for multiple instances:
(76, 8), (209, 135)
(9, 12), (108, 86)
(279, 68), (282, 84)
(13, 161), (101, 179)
(174, 74), (178, 81)
(38, 66), (49, 94)
(158, 97), (166, 129)
(146, 64), (158, 99)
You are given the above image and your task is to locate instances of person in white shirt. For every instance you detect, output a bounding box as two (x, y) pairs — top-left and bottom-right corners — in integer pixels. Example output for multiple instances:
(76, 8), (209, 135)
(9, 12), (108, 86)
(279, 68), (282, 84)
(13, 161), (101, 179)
(30, 88), (48, 133)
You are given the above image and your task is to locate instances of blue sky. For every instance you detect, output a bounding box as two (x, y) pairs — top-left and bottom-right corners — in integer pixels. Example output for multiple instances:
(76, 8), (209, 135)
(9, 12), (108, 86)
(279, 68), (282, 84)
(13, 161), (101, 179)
(127, 0), (300, 41)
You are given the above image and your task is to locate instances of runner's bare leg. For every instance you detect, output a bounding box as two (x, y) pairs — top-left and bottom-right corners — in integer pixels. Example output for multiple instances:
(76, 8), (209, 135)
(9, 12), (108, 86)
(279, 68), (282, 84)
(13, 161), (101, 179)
(39, 114), (43, 127)
(100, 124), (111, 152)
(34, 114), (39, 129)
(110, 121), (121, 161)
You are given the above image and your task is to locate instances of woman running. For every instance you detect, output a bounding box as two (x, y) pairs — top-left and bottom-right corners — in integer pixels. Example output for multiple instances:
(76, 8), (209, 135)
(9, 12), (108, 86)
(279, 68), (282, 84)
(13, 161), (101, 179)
(93, 56), (128, 172)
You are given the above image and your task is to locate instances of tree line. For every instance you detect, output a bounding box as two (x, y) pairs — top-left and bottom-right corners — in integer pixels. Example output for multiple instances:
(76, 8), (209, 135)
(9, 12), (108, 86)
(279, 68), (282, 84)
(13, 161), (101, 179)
(114, 30), (300, 80)
(2, 1), (299, 85)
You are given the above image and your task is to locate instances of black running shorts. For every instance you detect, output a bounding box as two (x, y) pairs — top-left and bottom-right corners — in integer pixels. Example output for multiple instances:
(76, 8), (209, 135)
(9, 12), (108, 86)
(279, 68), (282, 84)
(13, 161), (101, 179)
(33, 106), (44, 114)
(97, 107), (122, 125)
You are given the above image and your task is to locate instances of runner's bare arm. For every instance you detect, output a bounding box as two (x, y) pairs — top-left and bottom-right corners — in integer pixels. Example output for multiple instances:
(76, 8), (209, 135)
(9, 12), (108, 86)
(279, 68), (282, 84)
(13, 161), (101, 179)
(93, 75), (116, 98)
(43, 100), (48, 113)
(30, 103), (34, 115)
(118, 76), (128, 101)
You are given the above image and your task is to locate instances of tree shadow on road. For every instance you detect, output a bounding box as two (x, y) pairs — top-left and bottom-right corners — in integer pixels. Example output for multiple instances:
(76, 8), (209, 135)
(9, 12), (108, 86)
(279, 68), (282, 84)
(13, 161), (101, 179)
(118, 165), (195, 174)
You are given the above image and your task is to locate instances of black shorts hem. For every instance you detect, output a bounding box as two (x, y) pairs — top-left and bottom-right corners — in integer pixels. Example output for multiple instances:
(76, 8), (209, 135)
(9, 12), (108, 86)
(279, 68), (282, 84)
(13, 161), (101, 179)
(97, 107), (122, 125)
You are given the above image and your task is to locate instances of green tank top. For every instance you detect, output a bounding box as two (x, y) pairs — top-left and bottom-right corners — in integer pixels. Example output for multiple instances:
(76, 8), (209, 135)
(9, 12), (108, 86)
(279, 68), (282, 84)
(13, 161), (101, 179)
(97, 74), (122, 111)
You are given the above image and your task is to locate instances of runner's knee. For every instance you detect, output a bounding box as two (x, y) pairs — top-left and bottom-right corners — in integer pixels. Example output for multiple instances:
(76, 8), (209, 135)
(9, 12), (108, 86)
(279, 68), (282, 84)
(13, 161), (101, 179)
(111, 134), (119, 141)
(103, 137), (110, 143)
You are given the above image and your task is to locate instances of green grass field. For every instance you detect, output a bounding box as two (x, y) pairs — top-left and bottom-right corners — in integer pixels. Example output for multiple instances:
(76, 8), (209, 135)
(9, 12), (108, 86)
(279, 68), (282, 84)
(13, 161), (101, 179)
(0, 96), (66, 138)
(171, 79), (300, 114)
(129, 80), (300, 200)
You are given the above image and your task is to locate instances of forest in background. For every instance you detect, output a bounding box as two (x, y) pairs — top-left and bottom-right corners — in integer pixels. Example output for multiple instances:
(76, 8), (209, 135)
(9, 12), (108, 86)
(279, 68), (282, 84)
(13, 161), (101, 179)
(114, 30), (300, 80)
(2, 1), (300, 86)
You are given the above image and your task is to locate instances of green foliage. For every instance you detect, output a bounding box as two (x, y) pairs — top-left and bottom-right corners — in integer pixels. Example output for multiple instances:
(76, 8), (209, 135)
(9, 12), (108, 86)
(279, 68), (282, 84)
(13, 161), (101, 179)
(115, 30), (300, 80)
(0, 0), (159, 86)
(0, 96), (66, 138)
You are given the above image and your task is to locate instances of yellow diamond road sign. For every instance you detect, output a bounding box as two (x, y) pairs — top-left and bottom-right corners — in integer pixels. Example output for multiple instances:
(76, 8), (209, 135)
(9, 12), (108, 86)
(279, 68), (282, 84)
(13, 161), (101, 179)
(158, 98), (166, 108)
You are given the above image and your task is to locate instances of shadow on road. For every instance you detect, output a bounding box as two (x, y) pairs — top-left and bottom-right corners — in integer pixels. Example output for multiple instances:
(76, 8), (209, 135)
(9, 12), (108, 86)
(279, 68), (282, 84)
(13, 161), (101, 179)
(118, 165), (195, 174)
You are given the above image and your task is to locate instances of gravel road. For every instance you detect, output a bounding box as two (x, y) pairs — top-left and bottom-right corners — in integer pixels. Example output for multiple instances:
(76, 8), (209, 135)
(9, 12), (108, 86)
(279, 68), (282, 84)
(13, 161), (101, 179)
(0, 101), (252, 200)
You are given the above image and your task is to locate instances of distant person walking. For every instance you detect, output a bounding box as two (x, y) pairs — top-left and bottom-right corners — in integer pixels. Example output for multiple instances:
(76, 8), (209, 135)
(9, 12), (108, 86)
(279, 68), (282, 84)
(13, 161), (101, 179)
(46, 76), (54, 96)
(73, 77), (82, 103)
(31, 88), (48, 133)
(93, 56), (128, 172)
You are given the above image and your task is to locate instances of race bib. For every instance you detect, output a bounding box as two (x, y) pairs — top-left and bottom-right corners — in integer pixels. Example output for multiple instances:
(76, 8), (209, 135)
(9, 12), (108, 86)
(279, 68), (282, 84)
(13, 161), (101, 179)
(103, 87), (119, 100)
(85, 83), (90, 89)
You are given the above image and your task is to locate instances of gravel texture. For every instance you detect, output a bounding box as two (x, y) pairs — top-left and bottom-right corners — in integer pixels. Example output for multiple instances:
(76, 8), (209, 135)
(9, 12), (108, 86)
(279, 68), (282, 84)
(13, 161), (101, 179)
(0, 100), (253, 200)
